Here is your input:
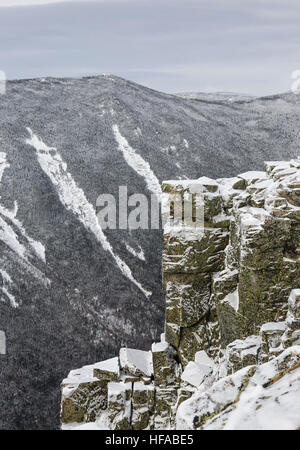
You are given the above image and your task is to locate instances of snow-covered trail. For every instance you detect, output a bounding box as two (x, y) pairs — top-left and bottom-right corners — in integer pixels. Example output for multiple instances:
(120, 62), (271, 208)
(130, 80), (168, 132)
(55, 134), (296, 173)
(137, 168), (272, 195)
(112, 124), (162, 200)
(26, 128), (151, 299)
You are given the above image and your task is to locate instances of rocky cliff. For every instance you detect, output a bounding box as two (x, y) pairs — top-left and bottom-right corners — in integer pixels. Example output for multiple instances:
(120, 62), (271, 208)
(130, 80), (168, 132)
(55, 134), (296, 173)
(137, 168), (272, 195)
(60, 156), (300, 430)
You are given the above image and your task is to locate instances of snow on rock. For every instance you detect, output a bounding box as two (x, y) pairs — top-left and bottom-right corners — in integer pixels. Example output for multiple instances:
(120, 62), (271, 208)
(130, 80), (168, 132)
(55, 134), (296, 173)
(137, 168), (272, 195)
(177, 365), (254, 429)
(197, 176), (218, 191)
(0, 269), (18, 308)
(107, 381), (132, 430)
(112, 124), (162, 200)
(288, 289), (300, 312)
(237, 171), (267, 185)
(260, 322), (286, 333)
(26, 128), (151, 299)
(220, 288), (239, 312)
(93, 357), (120, 381)
(219, 347), (300, 430)
(239, 206), (268, 229)
(225, 335), (260, 371)
(120, 348), (153, 378)
(61, 360), (110, 424)
(183, 139), (189, 149)
(181, 361), (212, 388)
(0, 203), (46, 264)
(151, 341), (169, 353)
(125, 242), (146, 261)
(0, 213), (27, 260)
(195, 350), (215, 367)
(178, 347), (300, 430)
(61, 421), (108, 430)
(0, 152), (9, 183)
(62, 362), (99, 386)
(0, 152), (48, 289)
(61, 362), (100, 399)
(181, 351), (215, 388)
(0, 210), (49, 287)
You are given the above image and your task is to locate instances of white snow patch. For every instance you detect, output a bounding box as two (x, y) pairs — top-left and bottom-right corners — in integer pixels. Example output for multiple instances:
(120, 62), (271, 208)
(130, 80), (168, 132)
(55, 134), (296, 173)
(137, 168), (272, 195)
(260, 322), (286, 333)
(183, 139), (189, 149)
(0, 152), (47, 286)
(0, 152), (9, 183)
(133, 381), (155, 392)
(62, 421), (108, 430)
(181, 361), (213, 388)
(222, 347), (300, 430)
(180, 348), (300, 430)
(152, 341), (169, 353)
(26, 128), (151, 299)
(0, 269), (18, 308)
(94, 357), (120, 377)
(112, 124), (162, 200)
(238, 171), (267, 184)
(125, 242), (145, 261)
(288, 289), (300, 309)
(120, 348), (153, 377)
(221, 288), (239, 312)
(0, 209), (48, 285)
(0, 203), (46, 263)
(61, 361), (105, 399)
(0, 213), (26, 259)
(177, 365), (252, 430)
(195, 351), (215, 367)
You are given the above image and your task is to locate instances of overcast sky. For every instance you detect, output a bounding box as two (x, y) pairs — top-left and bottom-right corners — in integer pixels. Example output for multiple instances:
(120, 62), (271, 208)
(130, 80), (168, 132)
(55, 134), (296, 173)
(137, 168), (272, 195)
(0, 0), (300, 94)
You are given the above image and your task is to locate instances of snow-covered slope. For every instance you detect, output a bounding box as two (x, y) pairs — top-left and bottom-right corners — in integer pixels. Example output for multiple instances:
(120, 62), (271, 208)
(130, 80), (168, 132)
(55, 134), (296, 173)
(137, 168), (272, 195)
(0, 75), (300, 429)
(177, 347), (300, 430)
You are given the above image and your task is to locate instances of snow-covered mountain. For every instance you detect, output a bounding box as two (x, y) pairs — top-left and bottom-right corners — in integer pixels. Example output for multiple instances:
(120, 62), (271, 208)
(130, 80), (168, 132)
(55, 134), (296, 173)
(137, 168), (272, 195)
(0, 74), (300, 429)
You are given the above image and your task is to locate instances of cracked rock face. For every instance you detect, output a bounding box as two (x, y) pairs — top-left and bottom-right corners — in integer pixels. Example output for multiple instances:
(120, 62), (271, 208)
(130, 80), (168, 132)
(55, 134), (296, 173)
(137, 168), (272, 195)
(60, 157), (300, 430)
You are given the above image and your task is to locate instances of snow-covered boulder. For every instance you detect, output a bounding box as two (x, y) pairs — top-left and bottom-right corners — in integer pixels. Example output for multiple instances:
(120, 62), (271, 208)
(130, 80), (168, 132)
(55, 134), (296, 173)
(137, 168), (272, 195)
(61, 362), (109, 424)
(181, 362), (212, 388)
(93, 357), (120, 381)
(181, 351), (215, 388)
(119, 348), (153, 378)
(177, 346), (300, 430)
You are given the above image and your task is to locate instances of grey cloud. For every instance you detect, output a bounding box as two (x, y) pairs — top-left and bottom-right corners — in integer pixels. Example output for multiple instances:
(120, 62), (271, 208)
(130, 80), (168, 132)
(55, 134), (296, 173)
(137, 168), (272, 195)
(0, 0), (300, 94)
